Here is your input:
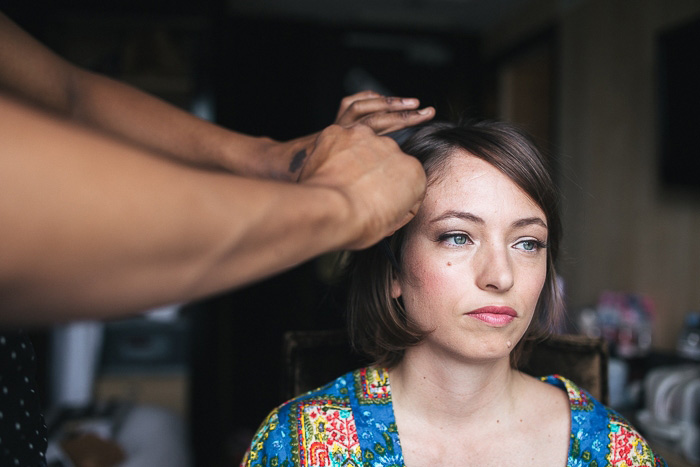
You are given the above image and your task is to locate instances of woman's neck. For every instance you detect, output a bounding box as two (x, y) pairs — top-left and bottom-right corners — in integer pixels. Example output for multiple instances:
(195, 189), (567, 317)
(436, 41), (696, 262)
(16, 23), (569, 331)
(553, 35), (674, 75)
(387, 347), (525, 429)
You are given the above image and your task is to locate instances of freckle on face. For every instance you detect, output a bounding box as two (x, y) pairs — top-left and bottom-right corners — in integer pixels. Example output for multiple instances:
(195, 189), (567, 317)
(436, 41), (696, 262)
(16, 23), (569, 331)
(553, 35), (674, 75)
(447, 262), (452, 266)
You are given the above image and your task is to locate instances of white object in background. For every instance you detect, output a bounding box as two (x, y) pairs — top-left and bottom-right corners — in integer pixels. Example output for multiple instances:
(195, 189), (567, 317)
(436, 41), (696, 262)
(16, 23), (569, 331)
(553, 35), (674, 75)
(50, 321), (105, 408)
(637, 365), (700, 463)
(145, 303), (181, 322)
(607, 358), (629, 409)
(116, 405), (191, 467)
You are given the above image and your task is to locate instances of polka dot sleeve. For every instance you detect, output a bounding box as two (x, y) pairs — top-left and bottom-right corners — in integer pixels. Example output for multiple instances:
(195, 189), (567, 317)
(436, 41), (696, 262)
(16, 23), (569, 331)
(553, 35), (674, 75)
(0, 332), (48, 466)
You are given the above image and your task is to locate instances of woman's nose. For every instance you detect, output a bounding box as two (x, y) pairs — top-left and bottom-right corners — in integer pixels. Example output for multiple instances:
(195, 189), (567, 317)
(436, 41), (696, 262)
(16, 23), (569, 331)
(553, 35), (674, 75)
(474, 242), (514, 292)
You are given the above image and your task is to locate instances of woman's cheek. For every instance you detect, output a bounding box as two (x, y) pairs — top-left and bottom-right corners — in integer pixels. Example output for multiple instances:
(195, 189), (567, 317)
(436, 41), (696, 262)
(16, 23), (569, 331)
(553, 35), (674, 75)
(403, 256), (456, 306)
(523, 263), (547, 302)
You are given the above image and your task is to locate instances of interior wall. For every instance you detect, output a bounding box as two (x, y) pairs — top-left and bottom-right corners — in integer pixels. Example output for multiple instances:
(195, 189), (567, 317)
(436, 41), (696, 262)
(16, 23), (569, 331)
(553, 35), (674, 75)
(485, 0), (700, 350)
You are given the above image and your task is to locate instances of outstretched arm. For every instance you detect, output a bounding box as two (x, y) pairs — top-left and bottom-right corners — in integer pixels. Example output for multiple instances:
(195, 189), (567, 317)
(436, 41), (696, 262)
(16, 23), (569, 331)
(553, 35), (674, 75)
(0, 96), (426, 324)
(0, 12), (434, 180)
(0, 11), (432, 324)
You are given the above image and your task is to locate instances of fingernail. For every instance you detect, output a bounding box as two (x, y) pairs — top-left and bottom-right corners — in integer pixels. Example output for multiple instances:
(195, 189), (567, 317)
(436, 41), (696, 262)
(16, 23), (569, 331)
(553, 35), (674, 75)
(418, 107), (431, 115)
(402, 98), (419, 106)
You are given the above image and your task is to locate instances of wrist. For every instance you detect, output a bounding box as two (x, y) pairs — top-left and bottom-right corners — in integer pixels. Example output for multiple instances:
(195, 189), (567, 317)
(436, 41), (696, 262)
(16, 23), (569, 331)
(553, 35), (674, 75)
(214, 132), (276, 176)
(276, 133), (317, 182)
(217, 132), (317, 182)
(305, 184), (359, 252)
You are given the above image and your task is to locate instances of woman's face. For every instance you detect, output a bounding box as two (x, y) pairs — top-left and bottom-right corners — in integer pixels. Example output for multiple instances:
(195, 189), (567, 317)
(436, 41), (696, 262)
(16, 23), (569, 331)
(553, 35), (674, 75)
(392, 151), (548, 363)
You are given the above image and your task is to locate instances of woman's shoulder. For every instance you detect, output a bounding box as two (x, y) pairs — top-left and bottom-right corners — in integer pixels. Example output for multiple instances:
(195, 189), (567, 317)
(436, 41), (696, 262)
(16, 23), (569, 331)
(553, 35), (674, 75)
(285, 366), (392, 407)
(542, 374), (668, 467)
(541, 374), (602, 412)
(288, 366), (387, 403)
(269, 367), (361, 419)
(240, 367), (378, 467)
(251, 366), (391, 432)
(253, 367), (384, 429)
(541, 373), (639, 432)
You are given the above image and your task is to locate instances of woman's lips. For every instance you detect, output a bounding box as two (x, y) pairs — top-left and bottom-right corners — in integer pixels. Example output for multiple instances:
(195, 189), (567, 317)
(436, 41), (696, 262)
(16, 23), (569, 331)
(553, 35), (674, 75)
(465, 306), (517, 326)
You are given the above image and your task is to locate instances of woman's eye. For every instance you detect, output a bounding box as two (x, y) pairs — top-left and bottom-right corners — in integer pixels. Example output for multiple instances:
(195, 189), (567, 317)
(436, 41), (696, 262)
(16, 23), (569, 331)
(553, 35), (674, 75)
(441, 234), (470, 246)
(515, 239), (545, 252)
(452, 235), (468, 245)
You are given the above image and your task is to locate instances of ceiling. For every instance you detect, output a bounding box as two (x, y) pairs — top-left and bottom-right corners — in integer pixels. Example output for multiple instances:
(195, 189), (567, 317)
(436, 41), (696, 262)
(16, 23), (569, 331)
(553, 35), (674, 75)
(226, 0), (534, 33)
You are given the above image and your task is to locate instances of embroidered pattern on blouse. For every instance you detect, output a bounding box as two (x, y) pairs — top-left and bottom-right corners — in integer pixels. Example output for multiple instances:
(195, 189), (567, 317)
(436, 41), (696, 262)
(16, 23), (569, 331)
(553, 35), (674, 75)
(354, 367), (391, 405)
(360, 426), (401, 467)
(293, 398), (361, 467)
(606, 413), (656, 467)
(243, 409), (280, 466)
(555, 374), (594, 411)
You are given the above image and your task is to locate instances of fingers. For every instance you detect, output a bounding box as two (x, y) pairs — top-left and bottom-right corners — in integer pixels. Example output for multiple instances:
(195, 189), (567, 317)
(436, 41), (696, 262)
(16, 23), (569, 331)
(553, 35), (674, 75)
(335, 91), (435, 135)
(335, 90), (382, 118)
(337, 95), (419, 123)
(360, 106), (435, 135)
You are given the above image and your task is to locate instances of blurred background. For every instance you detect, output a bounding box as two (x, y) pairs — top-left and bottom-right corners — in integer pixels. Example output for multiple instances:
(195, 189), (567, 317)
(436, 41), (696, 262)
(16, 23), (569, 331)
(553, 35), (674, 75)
(3, 0), (700, 465)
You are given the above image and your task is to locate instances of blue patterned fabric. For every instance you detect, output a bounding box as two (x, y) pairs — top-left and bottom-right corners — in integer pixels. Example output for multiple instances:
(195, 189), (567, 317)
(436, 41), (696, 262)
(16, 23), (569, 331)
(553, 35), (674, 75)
(542, 375), (667, 467)
(241, 367), (667, 467)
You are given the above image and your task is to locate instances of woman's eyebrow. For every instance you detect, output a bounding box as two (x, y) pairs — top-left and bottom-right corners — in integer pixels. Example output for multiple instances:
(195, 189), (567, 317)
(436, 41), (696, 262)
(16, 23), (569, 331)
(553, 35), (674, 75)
(430, 210), (484, 224)
(430, 211), (547, 230)
(512, 217), (548, 229)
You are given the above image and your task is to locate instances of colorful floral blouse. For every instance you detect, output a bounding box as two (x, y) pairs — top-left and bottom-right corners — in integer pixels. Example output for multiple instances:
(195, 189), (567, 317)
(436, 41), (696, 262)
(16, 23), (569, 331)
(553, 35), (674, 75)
(241, 367), (667, 467)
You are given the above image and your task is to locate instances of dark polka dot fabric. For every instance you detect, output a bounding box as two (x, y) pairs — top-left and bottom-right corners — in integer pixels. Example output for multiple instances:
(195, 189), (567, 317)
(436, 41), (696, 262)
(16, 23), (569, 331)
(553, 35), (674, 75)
(0, 332), (48, 466)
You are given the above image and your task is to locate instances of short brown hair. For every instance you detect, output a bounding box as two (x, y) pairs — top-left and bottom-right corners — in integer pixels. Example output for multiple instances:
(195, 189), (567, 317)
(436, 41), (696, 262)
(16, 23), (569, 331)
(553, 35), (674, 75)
(346, 120), (564, 368)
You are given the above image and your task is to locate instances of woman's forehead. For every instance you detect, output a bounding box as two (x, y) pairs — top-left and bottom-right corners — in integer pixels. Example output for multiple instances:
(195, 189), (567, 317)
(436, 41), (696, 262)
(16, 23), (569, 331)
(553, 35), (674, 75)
(420, 152), (545, 223)
(426, 151), (501, 195)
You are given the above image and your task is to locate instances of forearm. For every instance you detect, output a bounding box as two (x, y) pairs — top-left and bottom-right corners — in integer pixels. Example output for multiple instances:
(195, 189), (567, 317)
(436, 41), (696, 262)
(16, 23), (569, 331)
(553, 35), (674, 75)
(0, 12), (299, 178)
(68, 68), (302, 177)
(0, 96), (350, 323)
(1, 12), (434, 185)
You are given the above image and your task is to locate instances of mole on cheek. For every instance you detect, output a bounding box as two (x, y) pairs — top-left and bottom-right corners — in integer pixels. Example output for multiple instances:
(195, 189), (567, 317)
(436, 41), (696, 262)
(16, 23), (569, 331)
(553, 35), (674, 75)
(446, 262), (452, 266)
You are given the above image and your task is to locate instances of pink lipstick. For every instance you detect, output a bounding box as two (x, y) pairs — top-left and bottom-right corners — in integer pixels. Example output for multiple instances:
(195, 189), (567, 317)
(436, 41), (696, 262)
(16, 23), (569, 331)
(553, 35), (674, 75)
(466, 306), (517, 326)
